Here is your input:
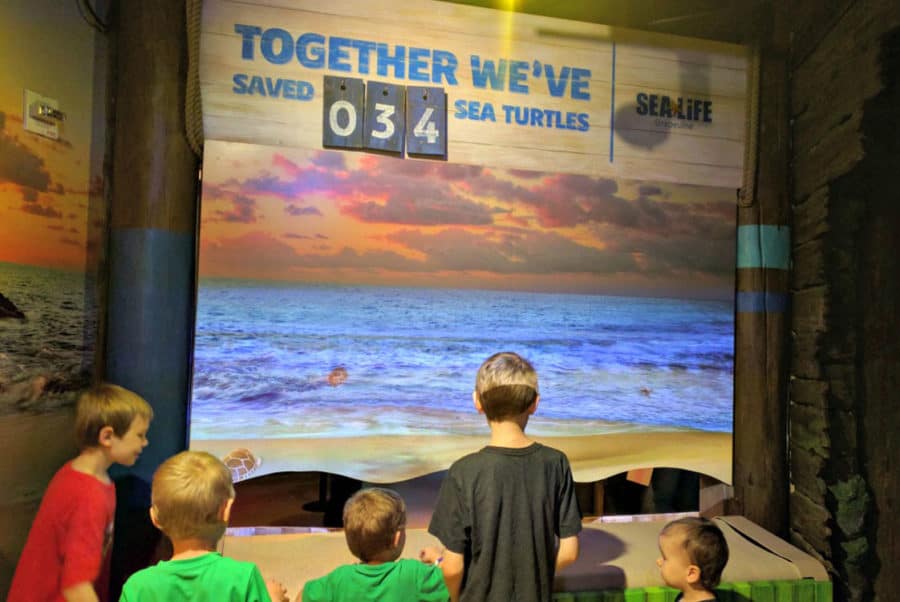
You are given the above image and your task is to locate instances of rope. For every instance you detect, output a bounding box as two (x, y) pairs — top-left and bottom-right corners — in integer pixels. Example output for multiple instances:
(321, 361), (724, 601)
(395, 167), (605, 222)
(738, 43), (761, 208)
(185, 0), (204, 157)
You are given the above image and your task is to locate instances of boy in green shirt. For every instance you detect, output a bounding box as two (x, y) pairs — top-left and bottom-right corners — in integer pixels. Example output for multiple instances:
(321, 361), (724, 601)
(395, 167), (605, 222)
(301, 488), (449, 601)
(120, 450), (288, 602)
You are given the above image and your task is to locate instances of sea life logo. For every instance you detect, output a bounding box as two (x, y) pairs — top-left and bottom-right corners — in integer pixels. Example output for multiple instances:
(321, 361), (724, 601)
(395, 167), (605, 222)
(635, 92), (713, 130)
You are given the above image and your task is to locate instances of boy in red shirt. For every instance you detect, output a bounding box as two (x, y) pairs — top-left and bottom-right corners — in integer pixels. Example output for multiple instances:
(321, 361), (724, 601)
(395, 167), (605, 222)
(9, 383), (153, 602)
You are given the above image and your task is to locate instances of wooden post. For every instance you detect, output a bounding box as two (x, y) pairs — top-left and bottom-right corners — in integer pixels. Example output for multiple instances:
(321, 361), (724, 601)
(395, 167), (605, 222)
(104, 0), (199, 595)
(106, 0), (198, 480)
(729, 4), (791, 536)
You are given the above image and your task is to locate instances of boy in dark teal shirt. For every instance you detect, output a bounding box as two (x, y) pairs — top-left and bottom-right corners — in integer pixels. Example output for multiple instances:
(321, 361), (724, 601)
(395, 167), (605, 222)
(301, 488), (448, 602)
(423, 352), (582, 601)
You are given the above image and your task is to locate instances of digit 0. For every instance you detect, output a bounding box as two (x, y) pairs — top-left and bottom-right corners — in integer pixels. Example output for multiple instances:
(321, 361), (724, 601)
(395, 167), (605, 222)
(329, 100), (357, 136)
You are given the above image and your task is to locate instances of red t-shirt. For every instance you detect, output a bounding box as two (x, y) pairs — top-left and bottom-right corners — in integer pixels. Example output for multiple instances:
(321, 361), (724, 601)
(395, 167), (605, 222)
(8, 461), (116, 602)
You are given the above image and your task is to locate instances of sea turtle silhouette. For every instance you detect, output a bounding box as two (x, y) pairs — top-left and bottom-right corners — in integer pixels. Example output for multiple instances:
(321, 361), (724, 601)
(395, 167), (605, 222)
(327, 366), (348, 387)
(222, 448), (262, 483)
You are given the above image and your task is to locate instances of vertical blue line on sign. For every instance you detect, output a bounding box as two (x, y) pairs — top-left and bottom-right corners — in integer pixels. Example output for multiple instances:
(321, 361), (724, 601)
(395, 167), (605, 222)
(609, 41), (616, 163)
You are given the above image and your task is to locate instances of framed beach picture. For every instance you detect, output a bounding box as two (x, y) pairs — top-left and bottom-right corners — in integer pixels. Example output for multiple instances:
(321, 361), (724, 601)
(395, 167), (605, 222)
(188, 141), (735, 484)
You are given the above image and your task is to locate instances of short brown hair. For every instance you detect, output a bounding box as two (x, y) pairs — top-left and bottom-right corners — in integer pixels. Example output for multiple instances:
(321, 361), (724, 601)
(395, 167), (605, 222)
(151, 451), (235, 544)
(342, 488), (406, 562)
(475, 352), (539, 421)
(662, 517), (729, 591)
(75, 383), (153, 450)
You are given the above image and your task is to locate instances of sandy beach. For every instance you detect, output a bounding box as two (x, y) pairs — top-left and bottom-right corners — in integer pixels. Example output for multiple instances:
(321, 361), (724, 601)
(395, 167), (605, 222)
(193, 429), (732, 484)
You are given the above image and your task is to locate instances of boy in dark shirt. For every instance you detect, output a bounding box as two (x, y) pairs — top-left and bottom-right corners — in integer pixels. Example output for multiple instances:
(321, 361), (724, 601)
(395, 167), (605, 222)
(423, 352), (582, 602)
(657, 517), (729, 602)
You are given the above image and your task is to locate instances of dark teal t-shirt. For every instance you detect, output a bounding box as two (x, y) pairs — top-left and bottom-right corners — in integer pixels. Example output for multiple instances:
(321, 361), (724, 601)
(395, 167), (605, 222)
(119, 552), (271, 601)
(302, 558), (449, 602)
(428, 443), (583, 602)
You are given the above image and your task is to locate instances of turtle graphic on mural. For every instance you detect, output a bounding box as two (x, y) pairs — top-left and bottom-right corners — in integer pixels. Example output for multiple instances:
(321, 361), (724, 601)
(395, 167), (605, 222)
(222, 448), (262, 483)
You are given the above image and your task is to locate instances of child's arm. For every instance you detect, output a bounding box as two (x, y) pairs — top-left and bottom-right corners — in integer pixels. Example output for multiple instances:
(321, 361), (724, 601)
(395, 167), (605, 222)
(62, 582), (99, 602)
(439, 550), (465, 602)
(418, 545), (442, 564)
(555, 535), (579, 572)
(265, 578), (288, 602)
(419, 546), (463, 602)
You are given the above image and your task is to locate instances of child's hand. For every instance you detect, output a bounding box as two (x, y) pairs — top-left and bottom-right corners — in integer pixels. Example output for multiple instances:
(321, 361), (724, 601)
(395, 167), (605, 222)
(265, 578), (288, 602)
(419, 545), (443, 564)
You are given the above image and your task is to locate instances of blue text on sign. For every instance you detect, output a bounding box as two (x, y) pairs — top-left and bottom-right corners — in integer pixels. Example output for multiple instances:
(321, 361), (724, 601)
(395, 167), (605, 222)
(233, 24), (592, 100)
(232, 74), (314, 100)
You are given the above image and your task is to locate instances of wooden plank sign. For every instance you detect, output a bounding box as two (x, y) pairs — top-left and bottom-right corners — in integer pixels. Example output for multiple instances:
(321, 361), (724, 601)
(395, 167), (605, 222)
(322, 76), (365, 149)
(202, 0), (748, 186)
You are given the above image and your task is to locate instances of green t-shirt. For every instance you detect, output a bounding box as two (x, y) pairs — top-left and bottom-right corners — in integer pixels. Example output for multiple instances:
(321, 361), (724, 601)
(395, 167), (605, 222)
(302, 558), (449, 602)
(120, 552), (271, 602)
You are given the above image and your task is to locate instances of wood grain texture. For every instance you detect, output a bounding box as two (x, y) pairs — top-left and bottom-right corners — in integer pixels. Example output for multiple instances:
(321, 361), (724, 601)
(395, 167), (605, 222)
(729, 13), (790, 535)
(786, 2), (900, 596)
(110, 0), (199, 232)
(199, 0), (747, 186)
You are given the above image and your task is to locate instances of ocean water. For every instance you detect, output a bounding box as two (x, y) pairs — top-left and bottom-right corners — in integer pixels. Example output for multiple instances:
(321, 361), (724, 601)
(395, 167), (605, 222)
(0, 261), (91, 413)
(190, 281), (734, 439)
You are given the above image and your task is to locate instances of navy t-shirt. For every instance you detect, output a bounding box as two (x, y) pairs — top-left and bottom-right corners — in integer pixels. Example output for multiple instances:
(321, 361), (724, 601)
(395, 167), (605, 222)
(428, 443), (582, 602)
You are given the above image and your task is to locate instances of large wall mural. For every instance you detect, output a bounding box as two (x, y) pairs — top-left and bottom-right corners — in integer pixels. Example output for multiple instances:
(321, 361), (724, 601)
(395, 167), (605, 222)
(190, 142), (735, 484)
(0, 1), (105, 595)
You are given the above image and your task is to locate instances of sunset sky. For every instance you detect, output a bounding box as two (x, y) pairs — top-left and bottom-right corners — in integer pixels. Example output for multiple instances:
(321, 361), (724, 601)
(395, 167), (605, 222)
(200, 141), (736, 300)
(0, 2), (99, 271)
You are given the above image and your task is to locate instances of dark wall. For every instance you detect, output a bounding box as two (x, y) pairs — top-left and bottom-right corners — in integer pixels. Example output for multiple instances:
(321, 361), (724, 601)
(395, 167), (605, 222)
(788, 1), (900, 599)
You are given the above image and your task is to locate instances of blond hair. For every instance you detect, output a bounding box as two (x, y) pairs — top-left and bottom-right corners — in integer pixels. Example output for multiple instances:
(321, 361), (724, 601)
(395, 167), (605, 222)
(151, 451), (235, 544)
(342, 488), (406, 562)
(475, 352), (539, 421)
(75, 383), (153, 450)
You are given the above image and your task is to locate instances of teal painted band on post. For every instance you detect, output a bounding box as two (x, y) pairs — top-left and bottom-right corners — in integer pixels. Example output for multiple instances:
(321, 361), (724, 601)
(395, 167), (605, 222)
(737, 225), (791, 270)
(106, 227), (195, 484)
(736, 291), (788, 313)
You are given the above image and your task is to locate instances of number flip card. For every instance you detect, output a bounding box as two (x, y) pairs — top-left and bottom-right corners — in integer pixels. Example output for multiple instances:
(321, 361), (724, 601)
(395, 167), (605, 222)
(364, 82), (405, 154)
(406, 86), (447, 158)
(323, 76), (365, 149)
